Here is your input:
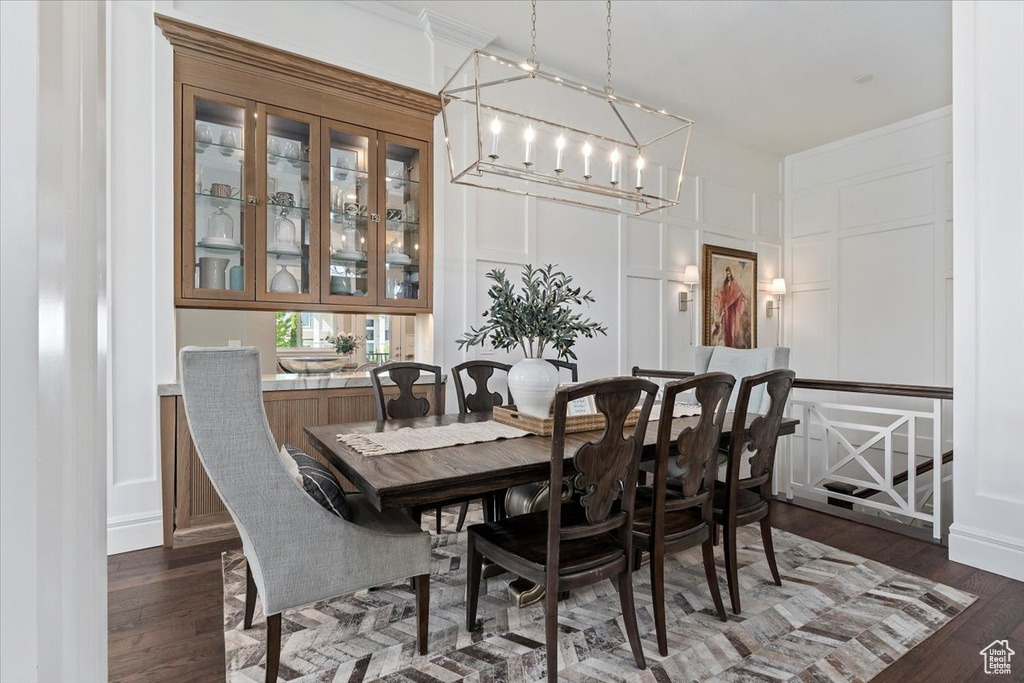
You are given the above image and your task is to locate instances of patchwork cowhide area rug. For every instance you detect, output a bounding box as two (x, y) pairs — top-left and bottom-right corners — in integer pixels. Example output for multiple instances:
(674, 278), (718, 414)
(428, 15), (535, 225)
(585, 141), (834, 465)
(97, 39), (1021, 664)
(223, 505), (975, 682)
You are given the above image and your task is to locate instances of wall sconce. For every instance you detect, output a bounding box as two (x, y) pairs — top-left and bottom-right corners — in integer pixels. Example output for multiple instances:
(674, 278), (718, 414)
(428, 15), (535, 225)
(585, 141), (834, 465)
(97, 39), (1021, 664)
(766, 278), (787, 317)
(678, 265), (700, 311)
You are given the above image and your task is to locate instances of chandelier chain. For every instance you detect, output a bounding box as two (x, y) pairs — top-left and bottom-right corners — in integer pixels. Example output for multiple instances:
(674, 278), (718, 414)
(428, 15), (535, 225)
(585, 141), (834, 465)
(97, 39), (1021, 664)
(606, 0), (613, 93)
(530, 0), (537, 66)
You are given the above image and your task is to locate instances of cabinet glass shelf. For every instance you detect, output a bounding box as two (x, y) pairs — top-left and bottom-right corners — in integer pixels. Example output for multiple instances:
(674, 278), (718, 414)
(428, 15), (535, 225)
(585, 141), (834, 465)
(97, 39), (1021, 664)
(195, 192), (243, 204)
(196, 141), (244, 158)
(195, 241), (244, 253)
(267, 153), (309, 166)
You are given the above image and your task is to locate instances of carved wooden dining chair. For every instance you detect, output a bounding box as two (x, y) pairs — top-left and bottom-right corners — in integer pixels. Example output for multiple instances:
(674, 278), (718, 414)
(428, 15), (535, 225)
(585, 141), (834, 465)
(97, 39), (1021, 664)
(545, 358), (579, 381)
(633, 372), (733, 656)
(369, 361), (446, 532)
(713, 368), (796, 614)
(368, 361), (443, 423)
(466, 377), (658, 682)
(451, 360), (512, 530)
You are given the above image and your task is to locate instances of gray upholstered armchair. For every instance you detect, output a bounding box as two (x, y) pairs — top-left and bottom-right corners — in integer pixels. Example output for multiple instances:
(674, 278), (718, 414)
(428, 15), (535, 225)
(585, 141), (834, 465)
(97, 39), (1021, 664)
(179, 347), (432, 683)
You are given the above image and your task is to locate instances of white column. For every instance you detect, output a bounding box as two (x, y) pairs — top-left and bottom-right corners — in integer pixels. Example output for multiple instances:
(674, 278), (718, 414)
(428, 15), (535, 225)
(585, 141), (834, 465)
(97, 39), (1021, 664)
(949, 0), (1024, 581)
(1, 0), (109, 679)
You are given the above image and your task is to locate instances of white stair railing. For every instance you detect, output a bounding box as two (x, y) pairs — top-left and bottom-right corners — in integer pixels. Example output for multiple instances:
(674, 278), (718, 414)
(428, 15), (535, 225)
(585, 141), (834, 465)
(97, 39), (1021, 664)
(780, 379), (952, 541)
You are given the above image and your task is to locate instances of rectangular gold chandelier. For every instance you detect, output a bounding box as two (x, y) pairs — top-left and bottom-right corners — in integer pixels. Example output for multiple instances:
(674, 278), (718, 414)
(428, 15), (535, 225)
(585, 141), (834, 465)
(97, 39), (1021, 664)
(440, 50), (694, 216)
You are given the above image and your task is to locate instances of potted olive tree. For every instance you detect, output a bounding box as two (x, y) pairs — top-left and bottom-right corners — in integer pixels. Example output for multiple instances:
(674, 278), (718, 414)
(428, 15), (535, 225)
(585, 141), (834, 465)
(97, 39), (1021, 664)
(457, 264), (607, 417)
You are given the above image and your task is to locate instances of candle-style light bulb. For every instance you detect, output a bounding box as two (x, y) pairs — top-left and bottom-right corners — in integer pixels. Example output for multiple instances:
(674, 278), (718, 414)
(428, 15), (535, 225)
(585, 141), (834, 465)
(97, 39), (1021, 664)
(635, 155), (645, 191)
(582, 141), (593, 179)
(610, 148), (620, 186)
(523, 126), (535, 167)
(489, 117), (502, 160)
(555, 134), (566, 174)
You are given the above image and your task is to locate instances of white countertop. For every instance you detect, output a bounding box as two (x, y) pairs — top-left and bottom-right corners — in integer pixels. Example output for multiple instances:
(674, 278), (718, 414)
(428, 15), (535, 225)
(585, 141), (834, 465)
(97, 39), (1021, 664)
(158, 371), (445, 396)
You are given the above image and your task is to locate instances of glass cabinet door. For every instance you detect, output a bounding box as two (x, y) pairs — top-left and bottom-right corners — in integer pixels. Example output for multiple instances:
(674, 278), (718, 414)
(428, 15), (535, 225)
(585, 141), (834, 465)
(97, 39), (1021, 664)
(183, 87), (255, 300)
(378, 134), (430, 308)
(321, 120), (377, 304)
(257, 105), (320, 302)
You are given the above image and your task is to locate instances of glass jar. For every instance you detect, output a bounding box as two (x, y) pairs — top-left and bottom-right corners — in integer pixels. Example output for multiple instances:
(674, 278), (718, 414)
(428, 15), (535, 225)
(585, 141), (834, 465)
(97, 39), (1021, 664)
(273, 209), (297, 248)
(206, 206), (235, 243)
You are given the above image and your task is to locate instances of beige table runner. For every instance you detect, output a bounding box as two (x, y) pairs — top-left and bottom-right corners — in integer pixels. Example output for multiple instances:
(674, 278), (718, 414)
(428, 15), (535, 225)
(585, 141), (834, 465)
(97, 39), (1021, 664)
(337, 420), (531, 457)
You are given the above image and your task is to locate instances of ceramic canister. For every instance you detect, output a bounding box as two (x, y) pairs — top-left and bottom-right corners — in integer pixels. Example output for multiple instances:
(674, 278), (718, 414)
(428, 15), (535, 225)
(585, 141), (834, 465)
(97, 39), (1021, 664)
(198, 257), (229, 290)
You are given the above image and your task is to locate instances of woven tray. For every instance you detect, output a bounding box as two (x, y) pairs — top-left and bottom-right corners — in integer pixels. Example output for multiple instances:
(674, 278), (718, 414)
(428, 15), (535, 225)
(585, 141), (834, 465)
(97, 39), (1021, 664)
(492, 405), (640, 436)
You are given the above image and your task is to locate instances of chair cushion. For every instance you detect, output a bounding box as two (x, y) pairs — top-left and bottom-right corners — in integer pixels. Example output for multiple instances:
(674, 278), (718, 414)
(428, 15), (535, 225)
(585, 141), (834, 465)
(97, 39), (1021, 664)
(712, 480), (767, 517)
(633, 502), (705, 539)
(282, 444), (351, 520)
(469, 505), (624, 575)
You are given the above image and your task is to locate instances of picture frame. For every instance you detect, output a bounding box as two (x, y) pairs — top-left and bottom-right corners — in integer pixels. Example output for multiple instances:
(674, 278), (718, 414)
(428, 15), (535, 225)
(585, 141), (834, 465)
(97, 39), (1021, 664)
(702, 244), (758, 349)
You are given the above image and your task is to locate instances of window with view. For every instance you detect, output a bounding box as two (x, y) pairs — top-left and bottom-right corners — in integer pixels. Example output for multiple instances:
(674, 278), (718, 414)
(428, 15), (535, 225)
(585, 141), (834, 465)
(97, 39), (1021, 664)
(276, 312), (411, 366)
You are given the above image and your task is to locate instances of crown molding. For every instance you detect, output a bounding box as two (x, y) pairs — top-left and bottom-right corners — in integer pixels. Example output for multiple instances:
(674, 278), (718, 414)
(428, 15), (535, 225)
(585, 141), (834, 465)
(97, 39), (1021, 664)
(155, 14), (441, 118)
(418, 9), (495, 50)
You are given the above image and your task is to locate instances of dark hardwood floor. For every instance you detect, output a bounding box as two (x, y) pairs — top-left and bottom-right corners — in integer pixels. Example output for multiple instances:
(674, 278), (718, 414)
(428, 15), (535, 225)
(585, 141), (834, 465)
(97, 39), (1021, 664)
(108, 502), (1023, 682)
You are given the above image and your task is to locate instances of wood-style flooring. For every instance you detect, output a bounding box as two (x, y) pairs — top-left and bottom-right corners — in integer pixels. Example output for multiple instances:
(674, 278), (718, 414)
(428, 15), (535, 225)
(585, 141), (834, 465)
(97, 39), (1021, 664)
(107, 502), (1023, 682)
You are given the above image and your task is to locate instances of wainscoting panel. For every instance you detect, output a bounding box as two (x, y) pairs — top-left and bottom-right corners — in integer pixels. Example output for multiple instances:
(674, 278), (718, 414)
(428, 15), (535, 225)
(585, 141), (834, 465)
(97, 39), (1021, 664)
(838, 166), (934, 230)
(703, 178), (754, 234)
(838, 223), (935, 383)
(626, 276), (662, 371)
(791, 188), (837, 238)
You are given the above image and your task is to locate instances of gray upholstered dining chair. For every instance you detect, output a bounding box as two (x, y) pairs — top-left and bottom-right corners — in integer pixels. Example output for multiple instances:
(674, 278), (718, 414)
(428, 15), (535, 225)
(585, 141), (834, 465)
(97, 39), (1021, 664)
(179, 346), (432, 683)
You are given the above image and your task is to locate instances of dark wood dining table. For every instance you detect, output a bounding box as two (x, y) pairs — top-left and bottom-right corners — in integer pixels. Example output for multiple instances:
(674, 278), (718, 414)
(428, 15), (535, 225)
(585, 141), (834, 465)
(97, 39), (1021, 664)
(306, 412), (799, 512)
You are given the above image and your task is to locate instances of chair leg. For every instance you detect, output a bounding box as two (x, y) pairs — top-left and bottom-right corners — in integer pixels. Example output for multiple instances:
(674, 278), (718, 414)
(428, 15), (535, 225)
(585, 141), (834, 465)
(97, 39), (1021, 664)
(711, 521), (719, 546)
(415, 573), (430, 655)
(632, 547), (644, 572)
(265, 613), (281, 683)
(466, 533), (482, 631)
(244, 563), (257, 630)
(456, 501), (470, 532)
(723, 526), (741, 614)
(649, 544), (668, 657)
(545, 580), (560, 683)
(435, 506), (443, 534)
(760, 515), (782, 586)
(618, 569), (647, 669)
(702, 538), (727, 622)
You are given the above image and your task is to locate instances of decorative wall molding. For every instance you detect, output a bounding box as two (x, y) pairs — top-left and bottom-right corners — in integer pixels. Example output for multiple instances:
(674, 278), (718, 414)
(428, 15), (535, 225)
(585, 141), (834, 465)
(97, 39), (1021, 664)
(107, 511), (164, 556)
(948, 524), (1024, 582)
(419, 9), (496, 50)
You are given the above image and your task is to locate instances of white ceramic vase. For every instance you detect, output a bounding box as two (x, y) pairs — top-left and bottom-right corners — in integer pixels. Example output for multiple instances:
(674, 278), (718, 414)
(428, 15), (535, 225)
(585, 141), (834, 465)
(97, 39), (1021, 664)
(508, 357), (560, 418)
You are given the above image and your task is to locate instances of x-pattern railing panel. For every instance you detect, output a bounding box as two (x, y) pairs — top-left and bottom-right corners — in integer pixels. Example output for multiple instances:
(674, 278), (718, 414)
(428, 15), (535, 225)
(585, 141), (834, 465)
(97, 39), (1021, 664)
(786, 395), (945, 539)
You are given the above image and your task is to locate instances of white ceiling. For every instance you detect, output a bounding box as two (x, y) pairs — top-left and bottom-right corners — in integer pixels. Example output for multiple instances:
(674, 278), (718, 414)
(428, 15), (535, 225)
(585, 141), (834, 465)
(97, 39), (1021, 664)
(383, 0), (951, 156)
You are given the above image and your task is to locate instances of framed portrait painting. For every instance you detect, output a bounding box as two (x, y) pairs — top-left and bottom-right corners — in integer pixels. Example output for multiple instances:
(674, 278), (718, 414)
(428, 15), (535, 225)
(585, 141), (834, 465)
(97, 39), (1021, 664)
(702, 244), (757, 349)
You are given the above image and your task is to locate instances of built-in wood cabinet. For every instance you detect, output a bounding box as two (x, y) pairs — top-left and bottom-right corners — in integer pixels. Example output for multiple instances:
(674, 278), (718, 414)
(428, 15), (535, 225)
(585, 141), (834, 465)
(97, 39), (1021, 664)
(159, 15), (439, 314)
(160, 383), (444, 547)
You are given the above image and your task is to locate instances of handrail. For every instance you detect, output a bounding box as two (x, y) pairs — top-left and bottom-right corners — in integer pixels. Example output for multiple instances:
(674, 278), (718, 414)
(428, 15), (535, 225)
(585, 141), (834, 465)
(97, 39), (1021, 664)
(793, 378), (952, 400)
(630, 367), (695, 380)
(630, 367), (952, 401)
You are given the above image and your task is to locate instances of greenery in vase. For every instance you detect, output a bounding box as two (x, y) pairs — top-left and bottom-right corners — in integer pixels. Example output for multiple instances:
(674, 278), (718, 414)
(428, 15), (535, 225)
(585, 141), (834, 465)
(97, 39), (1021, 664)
(326, 332), (364, 356)
(276, 312), (298, 348)
(456, 264), (607, 360)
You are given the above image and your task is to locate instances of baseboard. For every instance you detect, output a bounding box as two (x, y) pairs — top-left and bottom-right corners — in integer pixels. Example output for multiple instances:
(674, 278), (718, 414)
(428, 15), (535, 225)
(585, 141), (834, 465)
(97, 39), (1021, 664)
(948, 523), (1024, 581)
(107, 511), (163, 555)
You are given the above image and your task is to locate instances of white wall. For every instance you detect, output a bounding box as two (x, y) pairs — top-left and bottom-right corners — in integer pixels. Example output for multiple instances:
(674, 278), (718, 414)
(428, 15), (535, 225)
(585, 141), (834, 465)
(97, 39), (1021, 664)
(949, 0), (1024, 581)
(784, 107), (952, 387)
(107, 0), (783, 550)
(1, 0), (109, 679)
